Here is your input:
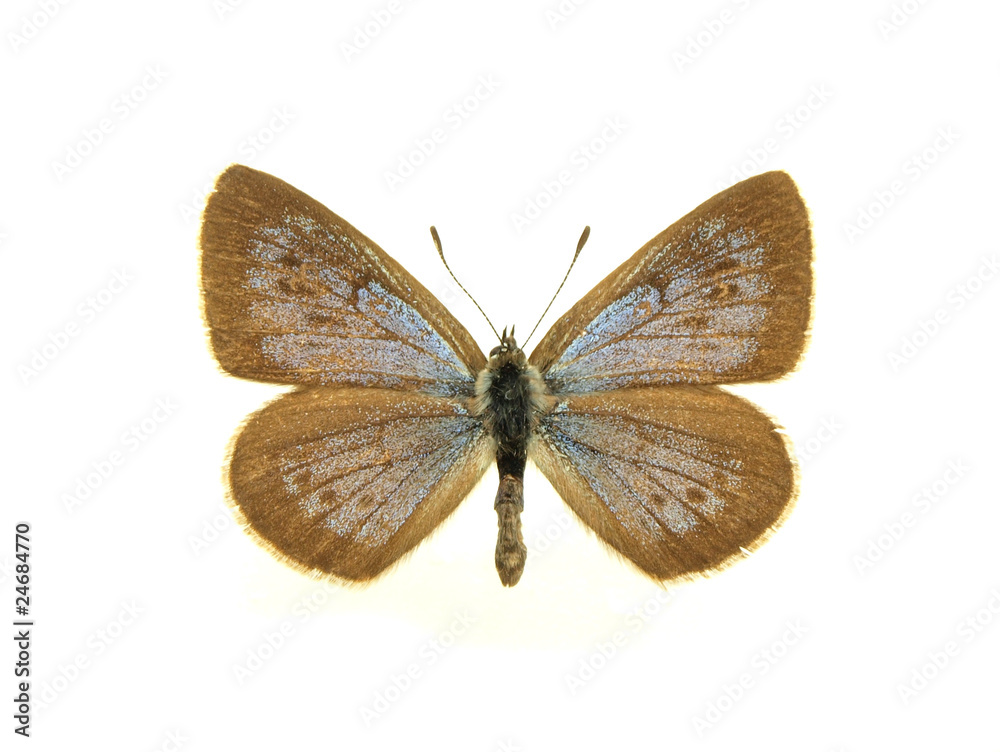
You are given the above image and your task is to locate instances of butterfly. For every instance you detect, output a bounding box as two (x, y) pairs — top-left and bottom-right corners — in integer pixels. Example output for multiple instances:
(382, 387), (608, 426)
(200, 165), (811, 587)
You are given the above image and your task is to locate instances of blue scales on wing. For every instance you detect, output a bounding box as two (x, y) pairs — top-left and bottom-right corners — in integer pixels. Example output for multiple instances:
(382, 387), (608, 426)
(200, 165), (497, 581)
(528, 171), (812, 581)
(200, 164), (486, 396)
(530, 387), (795, 581)
(229, 388), (495, 580)
(529, 171), (811, 393)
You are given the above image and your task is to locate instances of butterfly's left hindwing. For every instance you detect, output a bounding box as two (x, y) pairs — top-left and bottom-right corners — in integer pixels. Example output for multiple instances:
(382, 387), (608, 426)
(229, 388), (495, 581)
(530, 387), (794, 581)
(200, 165), (486, 396)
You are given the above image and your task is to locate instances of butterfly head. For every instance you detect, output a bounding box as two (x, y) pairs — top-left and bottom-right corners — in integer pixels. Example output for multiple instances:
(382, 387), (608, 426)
(489, 325), (524, 363)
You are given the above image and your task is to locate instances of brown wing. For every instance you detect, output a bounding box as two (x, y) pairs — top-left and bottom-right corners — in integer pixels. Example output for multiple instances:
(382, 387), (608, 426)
(530, 386), (794, 582)
(229, 387), (495, 581)
(200, 164), (486, 396)
(529, 171), (811, 393)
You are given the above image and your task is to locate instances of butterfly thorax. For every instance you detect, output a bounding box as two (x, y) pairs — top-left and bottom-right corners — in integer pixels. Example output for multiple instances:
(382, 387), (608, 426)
(471, 334), (555, 586)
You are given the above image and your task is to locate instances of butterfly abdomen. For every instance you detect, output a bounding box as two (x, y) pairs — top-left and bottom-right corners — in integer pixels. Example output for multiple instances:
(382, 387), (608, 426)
(472, 338), (554, 586)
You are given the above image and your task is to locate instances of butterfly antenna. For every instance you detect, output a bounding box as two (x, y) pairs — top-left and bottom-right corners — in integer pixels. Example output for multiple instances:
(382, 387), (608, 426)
(521, 226), (590, 349)
(430, 226), (502, 343)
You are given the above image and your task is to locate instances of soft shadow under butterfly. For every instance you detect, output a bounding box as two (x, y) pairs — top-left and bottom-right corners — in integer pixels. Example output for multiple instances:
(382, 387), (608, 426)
(200, 166), (812, 587)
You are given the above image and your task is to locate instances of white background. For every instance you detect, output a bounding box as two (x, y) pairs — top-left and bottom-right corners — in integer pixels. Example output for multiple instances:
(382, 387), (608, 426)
(3, 0), (999, 749)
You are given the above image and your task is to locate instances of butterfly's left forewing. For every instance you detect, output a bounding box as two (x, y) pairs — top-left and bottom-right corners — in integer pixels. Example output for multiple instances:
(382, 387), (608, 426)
(201, 164), (486, 395)
(229, 388), (495, 581)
